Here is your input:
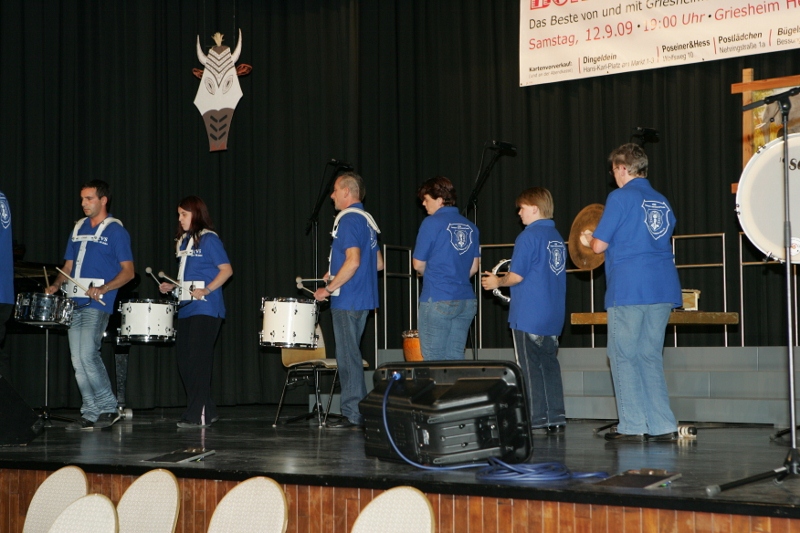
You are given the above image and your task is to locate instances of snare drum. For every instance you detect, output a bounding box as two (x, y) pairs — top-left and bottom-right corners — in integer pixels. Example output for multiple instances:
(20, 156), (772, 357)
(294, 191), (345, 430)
(259, 297), (318, 348)
(14, 292), (75, 328)
(402, 330), (423, 361)
(737, 133), (800, 263)
(117, 299), (177, 342)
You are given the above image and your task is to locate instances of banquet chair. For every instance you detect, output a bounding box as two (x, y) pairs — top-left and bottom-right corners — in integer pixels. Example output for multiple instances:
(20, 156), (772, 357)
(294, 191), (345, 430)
(351, 486), (435, 533)
(47, 494), (118, 533)
(23, 465), (88, 533)
(117, 468), (180, 533)
(206, 476), (288, 533)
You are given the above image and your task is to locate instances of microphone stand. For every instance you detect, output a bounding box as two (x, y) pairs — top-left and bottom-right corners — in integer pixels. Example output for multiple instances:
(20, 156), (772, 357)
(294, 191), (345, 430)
(462, 145), (515, 360)
(306, 162), (350, 291)
(707, 86), (800, 496)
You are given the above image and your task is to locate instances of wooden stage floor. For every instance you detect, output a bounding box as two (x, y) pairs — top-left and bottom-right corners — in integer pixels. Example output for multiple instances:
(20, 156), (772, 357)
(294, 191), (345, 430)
(2, 405), (800, 531)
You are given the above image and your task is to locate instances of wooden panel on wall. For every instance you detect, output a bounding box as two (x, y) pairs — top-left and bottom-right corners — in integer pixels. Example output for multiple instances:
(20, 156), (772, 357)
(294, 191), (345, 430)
(4, 468), (800, 533)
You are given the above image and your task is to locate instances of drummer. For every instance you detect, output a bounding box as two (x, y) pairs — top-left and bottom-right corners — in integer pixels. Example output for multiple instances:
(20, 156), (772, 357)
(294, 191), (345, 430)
(46, 180), (134, 431)
(0, 190), (14, 381)
(159, 196), (232, 428)
(481, 187), (567, 435)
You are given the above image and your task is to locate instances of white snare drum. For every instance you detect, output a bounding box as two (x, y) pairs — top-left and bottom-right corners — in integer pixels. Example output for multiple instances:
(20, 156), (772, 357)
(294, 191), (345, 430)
(259, 297), (318, 348)
(736, 133), (800, 263)
(14, 292), (75, 328)
(118, 299), (177, 342)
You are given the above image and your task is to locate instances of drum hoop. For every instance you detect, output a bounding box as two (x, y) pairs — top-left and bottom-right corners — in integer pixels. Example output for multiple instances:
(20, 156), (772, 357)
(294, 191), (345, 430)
(122, 298), (176, 305)
(261, 297), (316, 305)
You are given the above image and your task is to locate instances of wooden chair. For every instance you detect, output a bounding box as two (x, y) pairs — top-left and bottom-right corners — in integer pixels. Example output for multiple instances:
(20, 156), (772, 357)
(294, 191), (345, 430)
(117, 469), (180, 533)
(23, 465), (88, 533)
(272, 325), (367, 426)
(351, 486), (435, 533)
(206, 477), (287, 533)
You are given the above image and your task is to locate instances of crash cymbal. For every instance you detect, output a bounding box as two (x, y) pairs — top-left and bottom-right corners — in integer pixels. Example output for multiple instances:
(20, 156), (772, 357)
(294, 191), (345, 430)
(568, 203), (605, 270)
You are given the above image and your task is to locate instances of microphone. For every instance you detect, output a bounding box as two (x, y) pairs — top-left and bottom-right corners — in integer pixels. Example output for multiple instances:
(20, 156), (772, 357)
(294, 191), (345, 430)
(488, 140), (517, 155)
(328, 159), (354, 170)
(633, 127), (659, 144)
(145, 267), (162, 286)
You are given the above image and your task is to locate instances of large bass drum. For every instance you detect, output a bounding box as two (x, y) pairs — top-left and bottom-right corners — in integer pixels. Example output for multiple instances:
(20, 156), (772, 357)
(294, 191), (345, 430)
(736, 133), (800, 263)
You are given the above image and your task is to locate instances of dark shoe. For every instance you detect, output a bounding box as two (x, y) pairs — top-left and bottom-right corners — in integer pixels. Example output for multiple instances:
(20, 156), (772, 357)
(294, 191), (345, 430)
(211, 416), (220, 424)
(325, 418), (362, 430)
(177, 420), (211, 428)
(94, 411), (121, 429)
(546, 424), (566, 435)
(604, 431), (645, 442)
(646, 431), (678, 442)
(65, 417), (95, 431)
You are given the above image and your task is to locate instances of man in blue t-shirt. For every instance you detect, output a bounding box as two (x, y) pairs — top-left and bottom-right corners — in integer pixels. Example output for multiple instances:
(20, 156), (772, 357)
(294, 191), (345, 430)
(47, 181), (135, 431)
(581, 143), (682, 443)
(413, 176), (480, 360)
(314, 172), (383, 429)
(0, 191), (14, 381)
(481, 187), (567, 434)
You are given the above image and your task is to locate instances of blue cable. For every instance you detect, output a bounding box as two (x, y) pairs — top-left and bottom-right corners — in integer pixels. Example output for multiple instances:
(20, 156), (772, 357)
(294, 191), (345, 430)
(380, 372), (608, 482)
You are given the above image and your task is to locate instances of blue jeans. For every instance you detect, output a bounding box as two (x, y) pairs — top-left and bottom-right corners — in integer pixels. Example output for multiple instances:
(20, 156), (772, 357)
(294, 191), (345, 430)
(331, 308), (369, 425)
(67, 307), (116, 422)
(607, 304), (677, 436)
(512, 330), (565, 429)
(418, 298), (476, 361)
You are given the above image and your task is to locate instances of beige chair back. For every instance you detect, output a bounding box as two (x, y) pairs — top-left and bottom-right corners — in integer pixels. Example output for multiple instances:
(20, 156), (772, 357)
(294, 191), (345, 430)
(47, 494), (118, 533)
(207, 476), (288, 533)
(117, 469), (180, 533)
(23, 465), (88, 533)
(351, 486), (435, 533)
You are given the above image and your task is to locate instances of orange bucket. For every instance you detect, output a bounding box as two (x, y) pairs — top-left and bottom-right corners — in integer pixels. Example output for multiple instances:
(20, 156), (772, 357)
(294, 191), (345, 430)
(402, 330), (423, 361)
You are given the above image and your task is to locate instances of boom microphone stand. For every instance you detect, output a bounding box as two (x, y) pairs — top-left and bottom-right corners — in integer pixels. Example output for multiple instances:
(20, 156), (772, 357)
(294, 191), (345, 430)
(707, 86), (800, 496)
(463, 140), (517, 359)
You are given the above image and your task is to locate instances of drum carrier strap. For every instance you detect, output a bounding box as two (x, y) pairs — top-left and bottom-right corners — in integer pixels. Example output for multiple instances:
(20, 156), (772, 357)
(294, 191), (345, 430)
(327, 207), (381, 274)
(71, 216), (122, 279)
(176, 230), (217, 283)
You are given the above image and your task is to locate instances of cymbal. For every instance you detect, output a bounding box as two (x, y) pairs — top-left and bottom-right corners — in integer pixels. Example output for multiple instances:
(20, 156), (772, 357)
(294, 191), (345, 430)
(568, 203), (605, 270)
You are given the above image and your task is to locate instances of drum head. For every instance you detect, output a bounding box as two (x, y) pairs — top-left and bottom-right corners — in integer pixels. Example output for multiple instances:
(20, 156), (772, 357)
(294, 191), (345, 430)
(737, 133), (800, 263)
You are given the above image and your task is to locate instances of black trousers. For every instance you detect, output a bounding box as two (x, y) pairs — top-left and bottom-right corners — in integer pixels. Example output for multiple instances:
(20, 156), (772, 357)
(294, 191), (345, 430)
(176, 315), (222, 424)
(0, 303), (13, 380)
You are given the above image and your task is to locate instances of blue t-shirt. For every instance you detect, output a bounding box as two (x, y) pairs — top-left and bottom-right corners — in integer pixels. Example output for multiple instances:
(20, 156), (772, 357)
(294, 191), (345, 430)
(63, 216), (134, 313)
(176, 232), (230, 319)
(413, 206), (479, 302)
(508, 219), (567, 336)
(0, 191), (13, 305)
(593, 178), (682, 309)
(330, 203), (380, 311)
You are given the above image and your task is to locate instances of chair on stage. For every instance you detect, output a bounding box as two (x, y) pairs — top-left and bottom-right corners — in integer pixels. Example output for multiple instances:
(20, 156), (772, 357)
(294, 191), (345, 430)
(206, 476), (288, 533)
(47, 494), (118, 533)
(117, 469), (180, 533)
(23, 465), (88, 533)
(351, 486), (435, 533)
(272, 325), (367, 426)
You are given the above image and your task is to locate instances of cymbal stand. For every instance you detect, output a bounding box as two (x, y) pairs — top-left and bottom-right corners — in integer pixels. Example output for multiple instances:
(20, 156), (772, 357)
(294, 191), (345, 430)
(707, 86), (800, 496)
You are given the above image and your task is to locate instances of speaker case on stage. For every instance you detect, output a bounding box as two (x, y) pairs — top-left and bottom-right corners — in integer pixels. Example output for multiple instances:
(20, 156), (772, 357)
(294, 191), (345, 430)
(0, 376), (44, 446)
(360, 361), (531, 465)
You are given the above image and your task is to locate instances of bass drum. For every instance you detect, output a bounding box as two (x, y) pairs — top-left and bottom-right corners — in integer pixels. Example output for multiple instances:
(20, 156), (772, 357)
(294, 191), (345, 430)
(736, 133), (800, 263)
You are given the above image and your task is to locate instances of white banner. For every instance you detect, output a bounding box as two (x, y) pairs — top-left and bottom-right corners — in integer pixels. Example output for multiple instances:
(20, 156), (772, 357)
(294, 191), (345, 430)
(519, 0), (800, 86)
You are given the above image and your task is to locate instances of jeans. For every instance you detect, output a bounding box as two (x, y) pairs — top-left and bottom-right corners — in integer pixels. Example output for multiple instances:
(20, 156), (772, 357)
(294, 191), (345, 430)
(512, 330), (565, 429)
(607, 303), (677, 436)
(331, 308), (369, 425)
(67, 307), (116, 422)
(418, 298), (476, 361)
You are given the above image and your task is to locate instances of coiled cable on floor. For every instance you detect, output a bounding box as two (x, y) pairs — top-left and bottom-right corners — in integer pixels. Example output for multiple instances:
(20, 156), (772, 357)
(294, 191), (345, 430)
(381, 372), (608, 482)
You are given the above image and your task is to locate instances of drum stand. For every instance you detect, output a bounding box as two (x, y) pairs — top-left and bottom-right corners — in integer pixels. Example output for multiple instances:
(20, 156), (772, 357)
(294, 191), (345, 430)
(706, 86), (800, 496)
(38, 329), (75, 424)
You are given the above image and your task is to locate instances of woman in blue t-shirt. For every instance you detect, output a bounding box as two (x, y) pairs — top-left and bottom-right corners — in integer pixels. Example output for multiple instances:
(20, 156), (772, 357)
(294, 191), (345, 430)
(160, 196), (232, 428)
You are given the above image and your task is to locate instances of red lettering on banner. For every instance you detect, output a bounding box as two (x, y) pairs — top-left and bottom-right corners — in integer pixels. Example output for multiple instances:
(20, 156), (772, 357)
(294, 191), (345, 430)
(531, 0), (585, 9)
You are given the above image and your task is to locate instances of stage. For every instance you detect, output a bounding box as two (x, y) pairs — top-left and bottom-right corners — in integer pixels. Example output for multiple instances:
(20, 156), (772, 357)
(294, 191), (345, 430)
(1, 406), (800, 532)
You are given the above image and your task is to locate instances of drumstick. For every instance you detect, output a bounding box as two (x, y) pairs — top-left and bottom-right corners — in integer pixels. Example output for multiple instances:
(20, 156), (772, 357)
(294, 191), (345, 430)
(43, 266), (50, 288)
(158, 271), (181, 286)
(145, 266), (162, 286)
(300, 286), (327, 301)
(296, 276), (327, 284)
(56, 267), (106, 306)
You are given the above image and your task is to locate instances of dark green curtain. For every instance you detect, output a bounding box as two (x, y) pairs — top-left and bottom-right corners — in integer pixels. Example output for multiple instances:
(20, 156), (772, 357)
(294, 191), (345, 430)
(1, 0), (798, 409)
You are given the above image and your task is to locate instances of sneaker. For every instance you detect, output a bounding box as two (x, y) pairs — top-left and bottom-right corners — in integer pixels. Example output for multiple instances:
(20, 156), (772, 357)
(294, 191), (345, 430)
(546, 424), (566, 435)
(65, 417), (95, 431)
(94, 411), (121, 429)
(325, 418), (363, 430)
(604, 431), (645, 442)
(645, 431), (678, 442)
(177, 420), (211, 428)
